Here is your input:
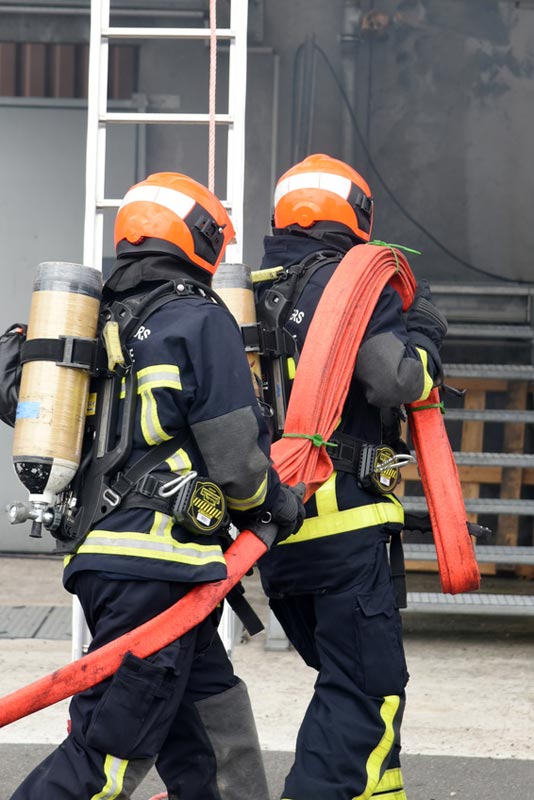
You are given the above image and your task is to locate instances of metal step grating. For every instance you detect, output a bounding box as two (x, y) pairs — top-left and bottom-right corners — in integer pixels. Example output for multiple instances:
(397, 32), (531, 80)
(447, 324), (534, 340)
(402, 496), (534, 516)
(443, 363), (534, 380)
(404, 592), (534, 615)
(443, 409), (534, 423)
(450, 452), (534, 467)
(0, 606), (71, 640)
(404, 544), (534, 565)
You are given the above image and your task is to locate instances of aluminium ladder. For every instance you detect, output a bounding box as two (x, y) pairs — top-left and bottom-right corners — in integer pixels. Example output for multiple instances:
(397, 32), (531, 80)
(74, 0), (249, 660)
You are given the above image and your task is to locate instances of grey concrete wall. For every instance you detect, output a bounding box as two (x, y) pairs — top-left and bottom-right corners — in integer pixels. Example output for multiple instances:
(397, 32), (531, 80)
(0, 102), (137, 551)
(337, 0), (534, 284)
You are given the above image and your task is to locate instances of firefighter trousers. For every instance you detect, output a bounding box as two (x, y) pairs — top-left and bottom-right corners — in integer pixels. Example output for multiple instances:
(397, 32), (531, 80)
(269, 540), (409, 800)
(9, 573), (269, 800)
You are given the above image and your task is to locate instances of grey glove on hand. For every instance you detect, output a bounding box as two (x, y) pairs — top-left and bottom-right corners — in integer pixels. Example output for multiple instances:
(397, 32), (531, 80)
(405, 279), (448, 382)
(406, 279), (448, 348)
(250, 482), (306, 549)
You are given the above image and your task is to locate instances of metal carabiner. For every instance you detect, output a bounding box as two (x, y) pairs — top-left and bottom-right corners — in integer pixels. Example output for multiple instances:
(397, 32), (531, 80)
(375, 453), (417, 473)
(157, 471), (198, 498)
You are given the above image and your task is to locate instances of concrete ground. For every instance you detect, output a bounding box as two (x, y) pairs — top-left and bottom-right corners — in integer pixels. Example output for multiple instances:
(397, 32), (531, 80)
(0, 554), (533, 799)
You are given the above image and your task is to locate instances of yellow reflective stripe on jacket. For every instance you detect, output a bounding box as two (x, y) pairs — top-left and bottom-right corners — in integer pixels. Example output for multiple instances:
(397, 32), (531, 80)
(139, 387), (172, 445)
(279, 492), (404, 545)
(371, 792), (406, 800)
(137, 364), (182, 446)
(166, 447), (192, 473)
(117, 365), (182, 436)
(315, 472), (339, 516)
(287, 357), (296, 380)
(415, 346), (433, 400)
(227, 473), (268, 512)
(74, 512), (226, 566)
(90, 754), (128, 800)
(87, 392), (97, 416)
(353, 695), (401, 800)
(373, 767), (404, 794)
(137, 364), (182, 391)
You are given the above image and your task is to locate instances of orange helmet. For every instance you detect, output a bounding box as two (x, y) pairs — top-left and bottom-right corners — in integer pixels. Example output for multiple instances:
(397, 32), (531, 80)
(273, 153), (373, 242)
(114, 172), (235, 275)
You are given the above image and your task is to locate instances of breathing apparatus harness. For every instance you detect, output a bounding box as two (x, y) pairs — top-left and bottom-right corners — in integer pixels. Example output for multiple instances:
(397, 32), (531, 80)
(39, 278), (230, 549)
(251, 250), (412, 495)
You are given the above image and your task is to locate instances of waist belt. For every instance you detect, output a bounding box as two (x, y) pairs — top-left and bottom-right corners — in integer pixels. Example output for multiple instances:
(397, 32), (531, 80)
(119, 471), (229, 538)
(123, 475), (264, 635)
(328, 432), (405, 494)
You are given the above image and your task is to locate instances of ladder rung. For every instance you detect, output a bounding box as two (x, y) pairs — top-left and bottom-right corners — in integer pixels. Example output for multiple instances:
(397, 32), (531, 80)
(96, 198), (232, 211)
(404, 544), (534, 565)
(404, 592), (534, 615)
(101, 111), (233, 125)
(444, 363), (534, 380)
(401, 496), (534, 516)
(444, 409), (534, 423)
(101, 26), (235, 41)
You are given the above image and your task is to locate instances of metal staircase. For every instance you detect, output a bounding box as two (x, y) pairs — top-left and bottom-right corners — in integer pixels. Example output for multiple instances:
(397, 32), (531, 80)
(400, 282), (534, 615)
(75, 0), (249, 659)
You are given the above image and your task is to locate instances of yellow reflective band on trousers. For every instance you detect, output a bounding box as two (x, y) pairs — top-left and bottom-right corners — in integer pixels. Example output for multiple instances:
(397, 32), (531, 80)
(71, 512), (226, 567)
(278, 493), (404, 544)
(371, 767), (406, 798)
(137, 365), (181, 446)
(226, 472), (268, 512)
(415, 347), (433, 400)
(353, 694), (402, 800)
(281, 763), (406, 800)
(90, 754), (128, 800)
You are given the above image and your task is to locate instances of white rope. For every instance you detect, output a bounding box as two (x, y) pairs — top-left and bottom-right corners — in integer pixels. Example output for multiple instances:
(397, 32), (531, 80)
(208, 0), (217, 193)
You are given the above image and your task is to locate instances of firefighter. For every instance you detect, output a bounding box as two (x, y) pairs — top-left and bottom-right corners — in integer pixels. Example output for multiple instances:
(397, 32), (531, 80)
(10, 172), (305, 800)
(256, 154), (448, 800)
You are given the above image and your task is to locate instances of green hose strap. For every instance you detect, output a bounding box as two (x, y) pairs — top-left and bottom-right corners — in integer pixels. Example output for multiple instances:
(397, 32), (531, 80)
(406, 402), (445, 415)
(368, 240), (422, 273)
(282, 433), (338, 448)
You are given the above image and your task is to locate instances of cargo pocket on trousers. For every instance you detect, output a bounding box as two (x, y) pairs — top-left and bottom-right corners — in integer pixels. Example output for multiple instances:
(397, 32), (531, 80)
(86, 652), (179, 760)
(353, 580), (409, 697)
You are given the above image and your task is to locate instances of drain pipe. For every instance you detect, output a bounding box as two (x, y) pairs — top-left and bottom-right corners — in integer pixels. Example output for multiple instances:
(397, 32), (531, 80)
(340, 0), (363, 166)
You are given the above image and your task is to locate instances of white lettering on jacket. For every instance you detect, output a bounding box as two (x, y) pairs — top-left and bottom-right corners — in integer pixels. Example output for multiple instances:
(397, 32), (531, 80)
(134, 325), (151, 340)
(290, 308), (305, 324)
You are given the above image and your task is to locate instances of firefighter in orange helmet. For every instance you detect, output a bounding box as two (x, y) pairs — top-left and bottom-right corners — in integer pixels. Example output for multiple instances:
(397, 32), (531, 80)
(256, 154), (448, 800)
(10, 172), (305, 800)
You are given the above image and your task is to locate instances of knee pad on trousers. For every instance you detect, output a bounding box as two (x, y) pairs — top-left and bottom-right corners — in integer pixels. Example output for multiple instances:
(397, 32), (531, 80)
(195, 679), (270, 800)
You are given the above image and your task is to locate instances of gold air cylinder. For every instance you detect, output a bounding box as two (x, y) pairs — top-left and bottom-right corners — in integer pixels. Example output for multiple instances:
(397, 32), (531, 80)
(12, 262), (102, 505)
(212, 262), (263, 398)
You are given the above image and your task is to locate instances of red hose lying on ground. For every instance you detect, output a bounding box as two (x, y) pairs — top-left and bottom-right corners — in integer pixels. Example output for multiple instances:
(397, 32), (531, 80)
(0, 245), (479, 728)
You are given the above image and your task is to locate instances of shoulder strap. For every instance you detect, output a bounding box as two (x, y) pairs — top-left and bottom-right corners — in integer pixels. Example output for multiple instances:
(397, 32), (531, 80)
(256, 249), (342, 332)
(102, 280), (193, 342)
(108, 431), (189, 505)
(286, 249), (342, 309)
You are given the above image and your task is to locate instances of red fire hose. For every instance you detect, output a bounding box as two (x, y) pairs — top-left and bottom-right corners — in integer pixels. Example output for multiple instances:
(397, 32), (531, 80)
(0, 245), (478, 728)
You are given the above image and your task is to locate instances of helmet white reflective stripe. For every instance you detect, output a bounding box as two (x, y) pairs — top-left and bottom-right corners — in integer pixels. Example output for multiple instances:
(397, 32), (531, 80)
(119, 184), (196, 220)
(274, 171), (352, 206)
